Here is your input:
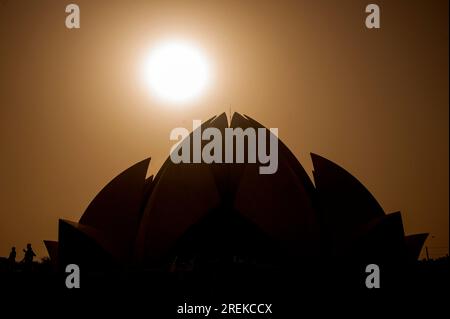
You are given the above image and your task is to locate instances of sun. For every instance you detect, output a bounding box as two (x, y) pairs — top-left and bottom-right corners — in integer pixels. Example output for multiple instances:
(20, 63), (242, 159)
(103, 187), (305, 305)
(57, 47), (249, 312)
(141, 40), (211, 105)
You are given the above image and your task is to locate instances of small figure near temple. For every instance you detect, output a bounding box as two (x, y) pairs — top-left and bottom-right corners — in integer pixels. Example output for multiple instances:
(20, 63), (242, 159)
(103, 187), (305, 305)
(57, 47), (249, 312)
(23, 243), (36, 272)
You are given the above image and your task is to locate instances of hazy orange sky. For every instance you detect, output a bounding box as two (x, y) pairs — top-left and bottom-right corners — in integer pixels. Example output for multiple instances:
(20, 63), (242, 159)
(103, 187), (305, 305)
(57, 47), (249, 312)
(0, 0), (448, 259)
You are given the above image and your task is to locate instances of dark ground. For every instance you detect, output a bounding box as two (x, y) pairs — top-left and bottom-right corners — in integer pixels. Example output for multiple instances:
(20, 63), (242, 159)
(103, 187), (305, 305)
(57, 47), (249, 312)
(0, 257), (448, 317)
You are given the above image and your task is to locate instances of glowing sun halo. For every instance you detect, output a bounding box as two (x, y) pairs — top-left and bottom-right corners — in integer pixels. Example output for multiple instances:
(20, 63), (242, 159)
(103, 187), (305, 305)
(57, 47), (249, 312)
(142, 40), (211, 104)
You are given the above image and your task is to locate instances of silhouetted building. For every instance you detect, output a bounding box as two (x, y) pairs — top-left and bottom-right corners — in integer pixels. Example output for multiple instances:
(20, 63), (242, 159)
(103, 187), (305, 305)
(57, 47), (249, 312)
(45, 113), (428, 273)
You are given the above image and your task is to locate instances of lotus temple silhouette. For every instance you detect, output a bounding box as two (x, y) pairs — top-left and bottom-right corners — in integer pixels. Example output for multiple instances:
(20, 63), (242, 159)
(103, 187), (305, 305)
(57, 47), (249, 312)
(44, 113), (428, 274)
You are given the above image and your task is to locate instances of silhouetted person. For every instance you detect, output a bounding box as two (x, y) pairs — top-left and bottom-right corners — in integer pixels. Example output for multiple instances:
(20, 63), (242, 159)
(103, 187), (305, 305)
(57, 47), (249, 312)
(8, 246), (16, 271)
(23, 243), (36, 272)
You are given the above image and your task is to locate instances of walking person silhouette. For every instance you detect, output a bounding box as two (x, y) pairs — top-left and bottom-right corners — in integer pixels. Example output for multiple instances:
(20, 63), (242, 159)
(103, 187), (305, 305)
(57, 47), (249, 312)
(7, 246), (16, 271)
(23, 243), (36, 272)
